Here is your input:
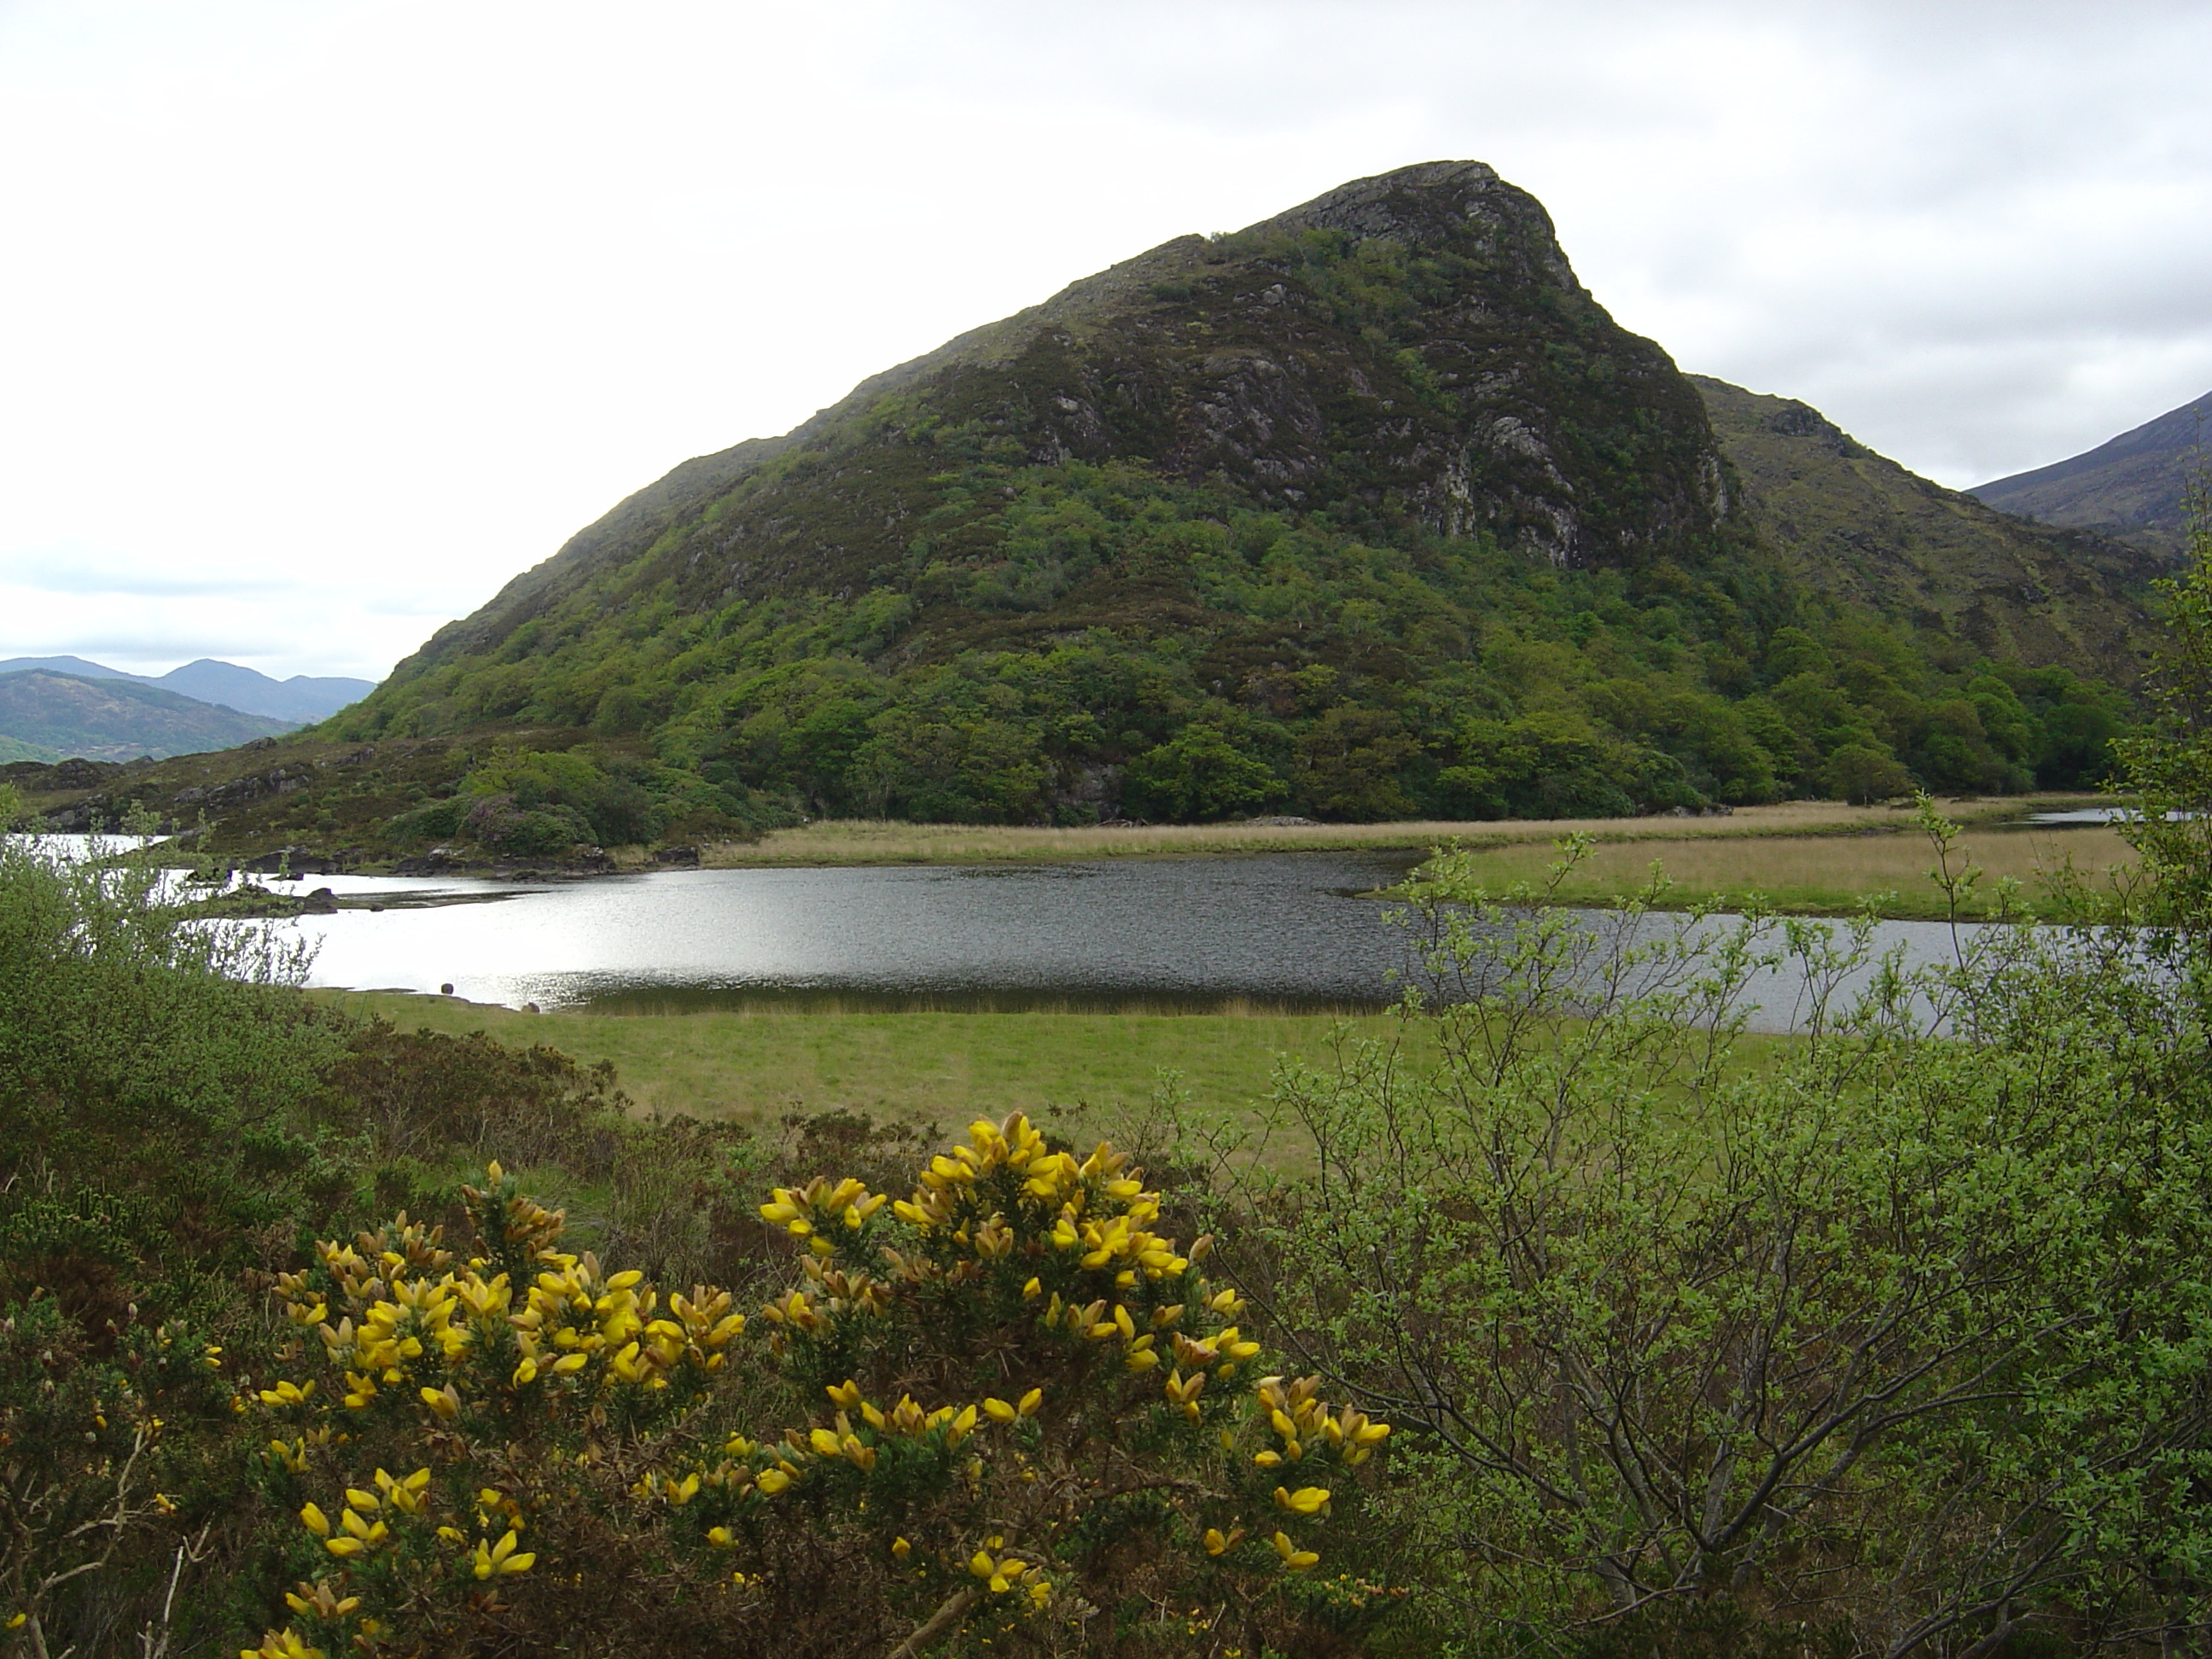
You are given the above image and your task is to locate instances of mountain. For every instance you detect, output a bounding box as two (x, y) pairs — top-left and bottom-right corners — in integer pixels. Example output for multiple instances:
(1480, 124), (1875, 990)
(1694, 377), (2163, 678)
(0, 655), (375, 722)
(17, 162), (2157, 853)
(1970, 392), (2209, 556)
(0, 734), (62, 765)
(0, 671), (299, 762)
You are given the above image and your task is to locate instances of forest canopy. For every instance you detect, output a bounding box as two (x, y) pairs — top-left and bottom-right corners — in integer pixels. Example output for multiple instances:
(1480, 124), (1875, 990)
(323, 462), (2129, 843)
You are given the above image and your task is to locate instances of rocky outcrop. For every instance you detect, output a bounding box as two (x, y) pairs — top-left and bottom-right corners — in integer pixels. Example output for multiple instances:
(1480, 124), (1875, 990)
(381, 160), (1749, 683)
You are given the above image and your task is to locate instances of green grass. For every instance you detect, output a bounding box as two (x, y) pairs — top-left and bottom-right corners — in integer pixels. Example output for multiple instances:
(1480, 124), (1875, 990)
(312, 991), (1807, 1190)
(311, 991), (1414, 1133)
(1413, 821), (2135, 919)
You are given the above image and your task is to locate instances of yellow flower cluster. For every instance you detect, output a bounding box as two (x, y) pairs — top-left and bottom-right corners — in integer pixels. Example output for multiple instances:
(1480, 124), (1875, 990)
(761, 1175), (889, 1257)
(753, 1115), (1391, 1588)
(295, 1468), (427, 1560)
(243, 1127), (1391, 1654)
(968, 1537), (1051, 1605)
(242, 1629), (326, 1659)
(1249, 1373), (1389, 1470)
(666, 1376), (1045, 1507)
(262, 1175), (743, 1423)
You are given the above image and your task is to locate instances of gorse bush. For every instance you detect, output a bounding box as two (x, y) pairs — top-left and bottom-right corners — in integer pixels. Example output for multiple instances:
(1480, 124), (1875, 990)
(236, 1121), (1394, 1658)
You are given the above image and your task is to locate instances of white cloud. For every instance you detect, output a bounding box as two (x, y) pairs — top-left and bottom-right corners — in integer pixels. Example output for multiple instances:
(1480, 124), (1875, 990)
(1, 0), (2206, 679)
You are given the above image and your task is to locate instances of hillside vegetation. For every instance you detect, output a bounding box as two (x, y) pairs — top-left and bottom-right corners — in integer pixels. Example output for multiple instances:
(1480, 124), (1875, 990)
(1696, 375), (2161, 674)
(29, 163), (2155, 858)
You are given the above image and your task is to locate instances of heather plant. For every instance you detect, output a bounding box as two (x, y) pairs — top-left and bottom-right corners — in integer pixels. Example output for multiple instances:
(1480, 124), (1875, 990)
(236, 1117), (1395, 1657)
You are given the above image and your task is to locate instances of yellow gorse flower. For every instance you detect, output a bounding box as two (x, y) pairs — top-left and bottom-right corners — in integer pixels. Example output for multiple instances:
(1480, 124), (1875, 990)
(241, 1630), (326, 1659)
(470, 1529), (535, 1580)
(261, 1136), (1388, 1655)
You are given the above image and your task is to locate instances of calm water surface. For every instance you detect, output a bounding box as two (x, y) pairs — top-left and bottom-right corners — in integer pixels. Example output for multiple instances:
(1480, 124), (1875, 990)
(224, 853), (1995, 1033)
(288, 854), (1427, 1012)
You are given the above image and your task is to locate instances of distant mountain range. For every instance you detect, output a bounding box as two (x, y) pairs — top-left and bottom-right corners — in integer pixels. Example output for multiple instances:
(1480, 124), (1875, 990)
(0, 656), (375, 723)
(1971, 391), (2208, 556)
(0, 671), (299, 763)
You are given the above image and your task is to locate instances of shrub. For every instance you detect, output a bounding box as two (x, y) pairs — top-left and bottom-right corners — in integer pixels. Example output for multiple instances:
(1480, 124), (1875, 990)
(1185, 824), (2212, 1652)
(236, 1119), (1397, 1656)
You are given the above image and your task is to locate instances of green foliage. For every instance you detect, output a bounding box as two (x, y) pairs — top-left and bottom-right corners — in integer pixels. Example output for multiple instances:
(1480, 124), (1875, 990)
(2110, 478), (2212, 928)
(1124, 724), (1282, 820)
(0, 836), (350, 1290)
(380, 744), (763, 852)
(322, 456), (2128, 835)
(1167, 822), (2212, 1653)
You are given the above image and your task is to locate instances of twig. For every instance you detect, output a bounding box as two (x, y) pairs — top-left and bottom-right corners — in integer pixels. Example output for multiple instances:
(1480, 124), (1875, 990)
(886, 1587), (977, 1659)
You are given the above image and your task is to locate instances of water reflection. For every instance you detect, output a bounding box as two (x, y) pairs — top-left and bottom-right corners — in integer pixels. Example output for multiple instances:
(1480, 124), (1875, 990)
(285, 854), (1429, 1013)
(210, 853), (1997, 1036)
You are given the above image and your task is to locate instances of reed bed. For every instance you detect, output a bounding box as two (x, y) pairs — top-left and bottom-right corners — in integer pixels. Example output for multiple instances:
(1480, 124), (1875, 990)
(687, 797), (2078, 870)
(1435, 823), (2136, 916)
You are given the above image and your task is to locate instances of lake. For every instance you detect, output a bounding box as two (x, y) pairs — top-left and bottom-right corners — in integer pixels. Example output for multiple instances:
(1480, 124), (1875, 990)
(189, 852), (1997, 1034)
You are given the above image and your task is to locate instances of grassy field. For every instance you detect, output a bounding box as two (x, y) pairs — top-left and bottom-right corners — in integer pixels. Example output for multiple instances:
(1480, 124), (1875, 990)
(673, 800), (2023, 869)
(312, 990), (1415, 1133)
(1424, 822), (2137, 918)
(313, 992), (1804, 1177)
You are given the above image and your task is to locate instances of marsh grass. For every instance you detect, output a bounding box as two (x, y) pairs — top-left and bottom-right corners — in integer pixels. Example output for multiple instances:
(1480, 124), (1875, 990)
(672, 797), (2099, 873)
(1423, 822), (2136, 917)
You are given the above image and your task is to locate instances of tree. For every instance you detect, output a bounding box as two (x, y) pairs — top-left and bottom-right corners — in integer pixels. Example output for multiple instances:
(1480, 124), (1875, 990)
(1172, 836), (2212, 1654)
(1123, 724), (1282, 821)
(1823, 741), (1914, 804)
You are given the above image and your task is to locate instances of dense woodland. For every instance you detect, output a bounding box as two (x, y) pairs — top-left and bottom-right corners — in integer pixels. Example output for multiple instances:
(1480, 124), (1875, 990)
(328, 457), (2131, 851)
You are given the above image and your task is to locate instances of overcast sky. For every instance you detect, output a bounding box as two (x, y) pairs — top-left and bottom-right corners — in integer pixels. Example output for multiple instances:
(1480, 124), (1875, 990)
(3, 0), (2208, 682)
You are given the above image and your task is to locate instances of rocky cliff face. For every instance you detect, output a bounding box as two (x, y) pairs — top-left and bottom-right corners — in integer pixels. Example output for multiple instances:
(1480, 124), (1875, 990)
(402, 160), (1746, 679)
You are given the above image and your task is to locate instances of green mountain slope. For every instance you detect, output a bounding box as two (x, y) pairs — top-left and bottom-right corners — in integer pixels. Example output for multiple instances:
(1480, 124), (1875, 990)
(0, 734), (62, 765)
(1969, 391), (2208, 557)
(1694, 376), (2164, 679)
(30, 163), (2151, 853)
(0, 671), (299, 762)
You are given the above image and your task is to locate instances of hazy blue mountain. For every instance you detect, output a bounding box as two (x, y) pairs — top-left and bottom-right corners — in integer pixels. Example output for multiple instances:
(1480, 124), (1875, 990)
(0, 655), (375, 722)
(0, 655), (134, 681)
(0, 671), (298, 762)
(153, 660), (375, 722)
(1970, 391), (2209, 556)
